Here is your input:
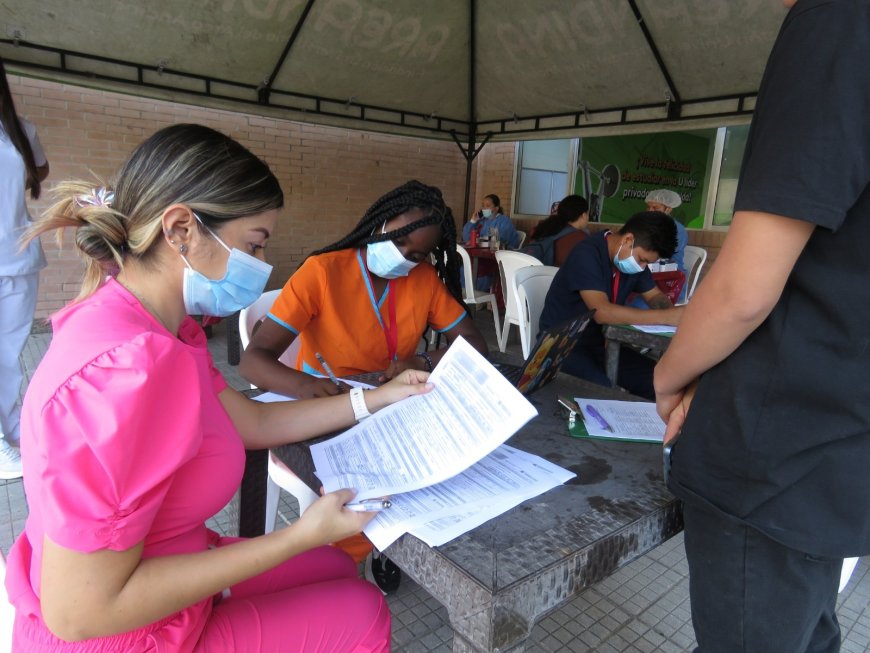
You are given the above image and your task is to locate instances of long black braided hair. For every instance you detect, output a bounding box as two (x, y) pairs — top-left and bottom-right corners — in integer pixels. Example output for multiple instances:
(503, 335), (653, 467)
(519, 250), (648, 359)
(312, 180), (465, 308)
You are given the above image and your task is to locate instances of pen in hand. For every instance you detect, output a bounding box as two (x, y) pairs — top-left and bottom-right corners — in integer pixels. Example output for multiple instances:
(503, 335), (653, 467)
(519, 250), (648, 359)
(345, 499), (391, 512)
(585, 404), (614, 433)
(315, 352), (344, 391)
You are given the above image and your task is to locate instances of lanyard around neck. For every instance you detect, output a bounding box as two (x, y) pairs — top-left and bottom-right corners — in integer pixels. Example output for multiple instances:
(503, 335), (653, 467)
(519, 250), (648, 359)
(611, 269), (621, 304)
(384, 282), (398, 361)
(604, 231), (621, 302)
(362, 262), (399, 362)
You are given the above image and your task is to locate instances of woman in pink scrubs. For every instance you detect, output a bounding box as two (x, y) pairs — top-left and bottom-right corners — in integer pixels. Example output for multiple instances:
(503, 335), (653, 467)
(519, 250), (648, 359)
(4, 123), (431, 652)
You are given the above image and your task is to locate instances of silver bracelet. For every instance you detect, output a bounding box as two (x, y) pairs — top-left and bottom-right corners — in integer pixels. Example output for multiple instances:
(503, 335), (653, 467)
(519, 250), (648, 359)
(349, 387), (371, 421)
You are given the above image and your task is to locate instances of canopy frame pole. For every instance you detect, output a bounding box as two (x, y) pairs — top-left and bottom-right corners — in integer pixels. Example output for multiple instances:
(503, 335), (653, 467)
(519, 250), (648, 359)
(258, 0), (318, 104)
(626, 0), (682, 119)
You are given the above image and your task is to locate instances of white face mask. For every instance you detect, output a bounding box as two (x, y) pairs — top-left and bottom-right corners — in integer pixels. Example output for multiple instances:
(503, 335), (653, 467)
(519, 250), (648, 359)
(365, 222), (419, 279)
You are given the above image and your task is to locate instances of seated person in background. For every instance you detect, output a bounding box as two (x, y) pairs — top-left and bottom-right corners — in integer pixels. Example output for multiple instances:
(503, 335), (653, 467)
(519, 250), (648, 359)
(522, 194), (590, 266)
(629, 188), (689, 307)
(462, 193), (521, 250)
(461, 193), (520, 290)
(539, 212), (683, 399)
(240, 179), (488, 399)
(548, 200), (560, 216)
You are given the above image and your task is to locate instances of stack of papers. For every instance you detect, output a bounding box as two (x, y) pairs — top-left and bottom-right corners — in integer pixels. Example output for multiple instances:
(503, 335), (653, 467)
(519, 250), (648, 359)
(310, 338), (575, 548)
(576, 398), (665, 443)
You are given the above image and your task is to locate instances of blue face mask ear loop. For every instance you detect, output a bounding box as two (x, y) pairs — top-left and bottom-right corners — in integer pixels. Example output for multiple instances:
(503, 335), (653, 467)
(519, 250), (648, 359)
(182, 212), (234, 273)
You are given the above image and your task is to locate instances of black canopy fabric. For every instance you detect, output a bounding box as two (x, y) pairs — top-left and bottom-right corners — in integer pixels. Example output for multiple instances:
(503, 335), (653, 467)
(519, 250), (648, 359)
(1, 0), (785, 144)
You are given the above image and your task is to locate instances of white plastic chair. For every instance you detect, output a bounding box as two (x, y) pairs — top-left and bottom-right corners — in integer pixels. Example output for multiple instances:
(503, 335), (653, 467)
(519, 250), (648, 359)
(455, 245), (502, 345)
(840, 557), (859, 593)
(515, 266), (559, 359)
(494, 251), (543, 352)
(1, 551), (13, 652)
(514, 230), (527, 249)
(682, 245), (708, 300)
(238, 289), (317, 532)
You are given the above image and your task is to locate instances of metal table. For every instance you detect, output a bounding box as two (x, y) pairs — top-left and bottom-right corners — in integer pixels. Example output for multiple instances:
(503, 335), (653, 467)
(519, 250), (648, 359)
(260, 373), (682, 652)
(602, 324), (673, 386)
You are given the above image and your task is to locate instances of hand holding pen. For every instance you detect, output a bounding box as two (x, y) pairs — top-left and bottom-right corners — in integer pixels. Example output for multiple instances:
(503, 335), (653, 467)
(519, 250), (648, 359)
(315, 352), (350, 393)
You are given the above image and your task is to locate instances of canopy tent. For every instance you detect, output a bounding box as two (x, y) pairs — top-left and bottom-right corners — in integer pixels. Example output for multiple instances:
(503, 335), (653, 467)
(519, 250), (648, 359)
(0, 0), (786, 213)
(1, 0), (786, 140)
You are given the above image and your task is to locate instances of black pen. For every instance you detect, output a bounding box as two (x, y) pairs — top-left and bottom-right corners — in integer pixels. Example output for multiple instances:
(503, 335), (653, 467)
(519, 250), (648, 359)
(315, 352), (343, 390)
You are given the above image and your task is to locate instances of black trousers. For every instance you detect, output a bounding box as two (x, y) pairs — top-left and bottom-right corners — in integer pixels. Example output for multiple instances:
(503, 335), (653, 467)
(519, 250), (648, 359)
(683, 502), (843, 653)
(563, 345), (656, 399)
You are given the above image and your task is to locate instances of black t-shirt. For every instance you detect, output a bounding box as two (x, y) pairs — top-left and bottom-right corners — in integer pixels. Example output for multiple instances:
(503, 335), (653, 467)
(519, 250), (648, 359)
(670, 0), (870, 557)
(539, 231), (655, 349)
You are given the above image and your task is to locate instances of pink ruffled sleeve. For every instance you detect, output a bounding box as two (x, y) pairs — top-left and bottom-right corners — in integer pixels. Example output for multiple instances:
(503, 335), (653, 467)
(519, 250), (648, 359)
(34, 332), (204, 552)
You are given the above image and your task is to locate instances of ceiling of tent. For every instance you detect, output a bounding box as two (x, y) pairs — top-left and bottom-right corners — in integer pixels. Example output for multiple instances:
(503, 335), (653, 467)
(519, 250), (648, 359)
(0, 0), (786, 144)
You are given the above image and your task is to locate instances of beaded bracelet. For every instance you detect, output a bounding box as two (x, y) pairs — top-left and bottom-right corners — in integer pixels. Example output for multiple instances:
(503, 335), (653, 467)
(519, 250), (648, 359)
(415, 351), (434, 372)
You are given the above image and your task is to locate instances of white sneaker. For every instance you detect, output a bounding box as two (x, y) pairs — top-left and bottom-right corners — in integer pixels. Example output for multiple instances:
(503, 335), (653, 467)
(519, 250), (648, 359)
(0, 439), (23, 480)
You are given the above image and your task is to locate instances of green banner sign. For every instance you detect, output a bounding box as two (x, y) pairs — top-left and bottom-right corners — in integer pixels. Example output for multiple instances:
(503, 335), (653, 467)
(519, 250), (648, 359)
(574, 129), (716, 228)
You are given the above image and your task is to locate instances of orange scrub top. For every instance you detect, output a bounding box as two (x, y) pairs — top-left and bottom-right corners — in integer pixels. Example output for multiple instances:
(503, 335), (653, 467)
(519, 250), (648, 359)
(267, 248), (467, 377)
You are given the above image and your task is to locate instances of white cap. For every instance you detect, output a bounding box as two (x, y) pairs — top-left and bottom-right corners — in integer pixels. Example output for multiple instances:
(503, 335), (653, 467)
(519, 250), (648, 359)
(645, 188), (682, 209)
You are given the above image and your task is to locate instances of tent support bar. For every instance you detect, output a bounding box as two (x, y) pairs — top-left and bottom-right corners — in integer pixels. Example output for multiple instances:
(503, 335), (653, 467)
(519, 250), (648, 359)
(461, 0), (479, 223)
(1, 39), (471, 139)
(626, 0), (682, 117)
(259, 0), (318, 103)
(2, 39), (755, 140)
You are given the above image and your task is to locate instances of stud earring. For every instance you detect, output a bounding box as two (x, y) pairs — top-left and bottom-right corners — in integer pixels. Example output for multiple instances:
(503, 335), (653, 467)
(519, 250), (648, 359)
(179, 244), (188, 255)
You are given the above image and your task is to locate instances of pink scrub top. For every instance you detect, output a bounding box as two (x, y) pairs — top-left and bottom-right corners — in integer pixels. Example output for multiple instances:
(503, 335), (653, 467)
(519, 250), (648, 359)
(5, 278), (245, 652)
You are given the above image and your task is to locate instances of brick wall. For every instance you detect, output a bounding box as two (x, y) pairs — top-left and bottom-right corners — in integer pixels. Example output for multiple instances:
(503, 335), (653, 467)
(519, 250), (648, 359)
(9, 74), (469, 318)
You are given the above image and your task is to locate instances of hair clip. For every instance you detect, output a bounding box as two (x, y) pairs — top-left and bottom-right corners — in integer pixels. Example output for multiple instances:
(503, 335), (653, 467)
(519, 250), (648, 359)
(75, 187), (115, 208)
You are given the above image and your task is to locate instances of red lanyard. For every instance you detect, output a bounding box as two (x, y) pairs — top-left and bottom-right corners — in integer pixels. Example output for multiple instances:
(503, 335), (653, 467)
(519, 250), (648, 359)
(383, 281), (398, 361)
(605, 231), (620, 302)
(612, 269), (621, 303)
(361, 254), (399, 362)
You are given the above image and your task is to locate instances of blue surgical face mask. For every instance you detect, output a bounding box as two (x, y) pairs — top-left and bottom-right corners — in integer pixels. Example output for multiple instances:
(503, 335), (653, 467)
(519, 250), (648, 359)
(481, 208), (493, 218)
(366, 222), (420, 279)
(181, 214), (273, 317)
(613, 240), (644, 274)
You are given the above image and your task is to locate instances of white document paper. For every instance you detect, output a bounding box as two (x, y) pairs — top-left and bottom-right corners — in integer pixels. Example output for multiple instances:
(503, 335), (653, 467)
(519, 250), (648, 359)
(576, 398), (665, 442)
(629, 324), (677, 335)
(363, 444), (575, 549)
(408, 465), (573, 547)
(311, 337), (538, 497)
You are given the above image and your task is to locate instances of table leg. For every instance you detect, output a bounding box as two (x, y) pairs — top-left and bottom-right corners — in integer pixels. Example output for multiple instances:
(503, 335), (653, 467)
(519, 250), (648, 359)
(238, 449), (268, 537)
(226, 310), (241, 365)
(605, 339), (620, 385)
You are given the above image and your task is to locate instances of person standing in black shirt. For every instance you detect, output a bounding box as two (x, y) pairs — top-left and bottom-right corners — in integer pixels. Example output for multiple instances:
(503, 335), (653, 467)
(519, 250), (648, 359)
(655, 1), (870, 651)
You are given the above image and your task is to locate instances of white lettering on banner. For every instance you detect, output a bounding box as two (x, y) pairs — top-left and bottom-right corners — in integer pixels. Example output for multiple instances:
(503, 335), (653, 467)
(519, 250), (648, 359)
(313, 0), (451, 63)
(220, 0), (306, 22)
(123, 0), (450, 61)
(496, 1), (633, 61)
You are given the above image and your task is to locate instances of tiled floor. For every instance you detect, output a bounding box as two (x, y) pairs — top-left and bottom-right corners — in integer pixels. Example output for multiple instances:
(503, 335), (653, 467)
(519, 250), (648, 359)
(2, 311), (868, 652)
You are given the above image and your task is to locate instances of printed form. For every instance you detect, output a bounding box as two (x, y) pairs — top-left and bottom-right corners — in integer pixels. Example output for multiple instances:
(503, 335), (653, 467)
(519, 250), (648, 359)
(577, 398), (666, 442)
(363, 444), (575, 549)
(311, 337), (538, 497)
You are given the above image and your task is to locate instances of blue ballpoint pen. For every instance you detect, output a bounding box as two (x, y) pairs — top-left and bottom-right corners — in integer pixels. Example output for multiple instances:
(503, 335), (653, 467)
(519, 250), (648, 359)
(585, 404), (615, 433)
(315, 352), (343, 390)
